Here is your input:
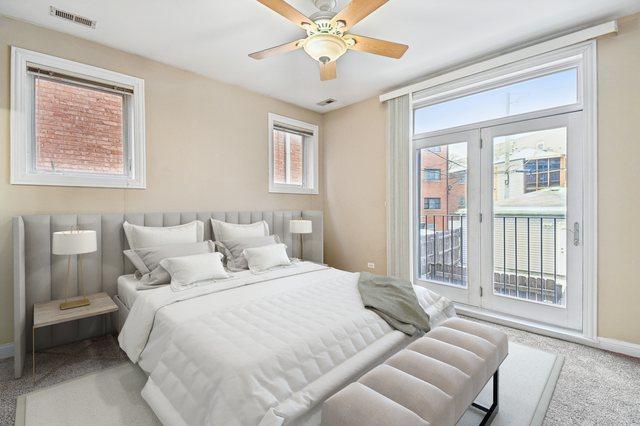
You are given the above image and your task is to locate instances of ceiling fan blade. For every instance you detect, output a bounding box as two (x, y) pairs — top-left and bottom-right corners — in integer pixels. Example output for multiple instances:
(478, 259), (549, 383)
(346, 34), (408, 59)
(320, 61), (337, 81)
(249, 39), (304, 59)
(331, 0), (388, 31)
(256, 0), (314, 29)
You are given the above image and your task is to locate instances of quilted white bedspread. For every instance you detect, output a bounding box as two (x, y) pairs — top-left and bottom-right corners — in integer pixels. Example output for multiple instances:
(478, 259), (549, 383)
(119, 263), (453, 425)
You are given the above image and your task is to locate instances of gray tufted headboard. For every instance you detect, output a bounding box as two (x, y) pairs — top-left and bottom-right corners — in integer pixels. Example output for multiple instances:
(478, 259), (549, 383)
(12, 210), (323, 378)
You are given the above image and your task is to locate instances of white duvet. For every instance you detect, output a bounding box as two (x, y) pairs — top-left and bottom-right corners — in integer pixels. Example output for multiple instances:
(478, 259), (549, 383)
(118, 262), (455, 426)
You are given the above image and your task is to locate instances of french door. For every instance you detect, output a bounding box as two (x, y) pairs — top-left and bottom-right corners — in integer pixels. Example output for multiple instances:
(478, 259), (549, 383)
(414, 112), (584, 330)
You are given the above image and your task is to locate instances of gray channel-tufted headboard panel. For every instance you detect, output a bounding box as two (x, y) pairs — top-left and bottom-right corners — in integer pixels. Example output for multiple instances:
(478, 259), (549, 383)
(12, 210), (323, 378)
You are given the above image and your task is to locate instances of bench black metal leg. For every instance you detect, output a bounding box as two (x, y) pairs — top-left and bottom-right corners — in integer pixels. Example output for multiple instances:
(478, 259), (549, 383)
(471, 370), (499, 426)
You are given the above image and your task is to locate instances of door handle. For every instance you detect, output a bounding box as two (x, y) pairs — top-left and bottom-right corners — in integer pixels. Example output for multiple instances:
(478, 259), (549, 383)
(569, 222), (580, 246)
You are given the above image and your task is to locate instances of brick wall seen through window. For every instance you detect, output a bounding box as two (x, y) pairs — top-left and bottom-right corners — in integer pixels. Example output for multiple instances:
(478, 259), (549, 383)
(273, 129), (303, 185)
(35, 78), (125, 175)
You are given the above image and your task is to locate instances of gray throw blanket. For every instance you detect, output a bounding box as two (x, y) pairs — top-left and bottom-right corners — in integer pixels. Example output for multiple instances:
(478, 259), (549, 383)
(358, 272), (430, 336)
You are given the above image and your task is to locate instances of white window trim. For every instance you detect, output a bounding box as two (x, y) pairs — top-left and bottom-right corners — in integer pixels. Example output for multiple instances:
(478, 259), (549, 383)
(406, 41), (598, 340)
(10, 46), (146, 188)
(268, 113), (319, 195)
(380, 20), (616, 102)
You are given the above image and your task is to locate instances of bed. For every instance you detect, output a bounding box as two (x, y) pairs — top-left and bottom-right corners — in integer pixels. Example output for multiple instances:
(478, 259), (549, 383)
(117, 261), (453, 425)
(13, 210), (454, 425)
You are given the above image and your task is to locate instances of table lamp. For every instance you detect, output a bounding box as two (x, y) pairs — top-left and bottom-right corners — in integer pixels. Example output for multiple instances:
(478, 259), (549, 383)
(52, 229), (97, 310)
(290, 220), (312, 260)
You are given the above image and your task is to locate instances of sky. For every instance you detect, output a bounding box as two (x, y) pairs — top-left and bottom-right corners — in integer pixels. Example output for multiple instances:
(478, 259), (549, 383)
(414, 68), (578, 134)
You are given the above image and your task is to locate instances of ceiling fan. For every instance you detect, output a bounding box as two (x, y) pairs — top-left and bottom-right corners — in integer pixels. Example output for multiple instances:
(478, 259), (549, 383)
(249, 0), (408, 81)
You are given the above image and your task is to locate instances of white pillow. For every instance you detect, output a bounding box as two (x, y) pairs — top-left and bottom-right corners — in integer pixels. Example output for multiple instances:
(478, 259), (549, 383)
(211, 219), (269, 242)
(124, 220), (204, 249)
(160, 252), (230, 292)
(123, 241), (215, 288)
(242, 243), (291, 273)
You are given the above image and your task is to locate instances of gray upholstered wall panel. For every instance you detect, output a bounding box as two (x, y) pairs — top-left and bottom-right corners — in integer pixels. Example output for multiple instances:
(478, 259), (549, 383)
(13, 210), (323, 378)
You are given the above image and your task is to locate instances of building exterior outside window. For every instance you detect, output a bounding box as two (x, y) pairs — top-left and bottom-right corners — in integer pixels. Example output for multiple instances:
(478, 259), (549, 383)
(35, 78), (125, 175)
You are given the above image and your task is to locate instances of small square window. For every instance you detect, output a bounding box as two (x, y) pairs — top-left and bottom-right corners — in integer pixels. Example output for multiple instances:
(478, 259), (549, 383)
(423, 168), (441, 181)
(268, 113), (318, 194)
(424, 197), (441, 210)
(11, 47), (145, 188)
(424, 169), (441, 181)
(537, 159), (549, 172)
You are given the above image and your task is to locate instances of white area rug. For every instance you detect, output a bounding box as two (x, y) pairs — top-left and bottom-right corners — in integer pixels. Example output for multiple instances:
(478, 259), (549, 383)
(16, 342), (562, 425)
(459, 341), (564, 425)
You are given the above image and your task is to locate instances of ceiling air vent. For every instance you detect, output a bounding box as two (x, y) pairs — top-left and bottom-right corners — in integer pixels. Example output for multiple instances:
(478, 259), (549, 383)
(49, 6), (96, 28)
(317, 98), (337, 107)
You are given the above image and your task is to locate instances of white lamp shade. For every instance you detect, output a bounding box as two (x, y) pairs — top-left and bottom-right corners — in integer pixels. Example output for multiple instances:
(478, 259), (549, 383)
(52, 230), (97, 255)
(290, 220), (312, 234)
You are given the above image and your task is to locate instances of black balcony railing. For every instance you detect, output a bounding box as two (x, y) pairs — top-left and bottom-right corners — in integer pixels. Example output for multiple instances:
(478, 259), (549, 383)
(419, 214), (566, 306)
(493, 216), (565, 305)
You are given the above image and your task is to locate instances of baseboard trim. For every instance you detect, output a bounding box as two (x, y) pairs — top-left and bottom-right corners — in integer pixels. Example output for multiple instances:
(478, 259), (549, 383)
(598, 337), (640, 358)
(0, 342), (14, 360)
(457, 304), (640, 359)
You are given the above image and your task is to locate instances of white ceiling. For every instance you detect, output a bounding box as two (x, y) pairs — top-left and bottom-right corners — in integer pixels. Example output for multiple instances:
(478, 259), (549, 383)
(1, 0), (639, 112)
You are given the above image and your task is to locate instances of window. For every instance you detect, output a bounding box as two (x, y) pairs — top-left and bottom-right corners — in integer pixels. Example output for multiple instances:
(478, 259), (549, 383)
(414, 67), (579, 134)
(424, 197), (441, 210)
(268, 113), (318, 194)
(524, 156), (564, 192)
(423, 168), (441, 181)
(11, 47), (145, 188)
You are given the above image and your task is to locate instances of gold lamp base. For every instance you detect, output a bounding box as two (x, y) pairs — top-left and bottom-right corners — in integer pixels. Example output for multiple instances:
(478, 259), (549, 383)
(60, 298), (91, 310)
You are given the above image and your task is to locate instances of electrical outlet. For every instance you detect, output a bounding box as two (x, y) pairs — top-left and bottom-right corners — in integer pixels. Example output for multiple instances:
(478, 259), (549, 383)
(367, 262), (375, 269)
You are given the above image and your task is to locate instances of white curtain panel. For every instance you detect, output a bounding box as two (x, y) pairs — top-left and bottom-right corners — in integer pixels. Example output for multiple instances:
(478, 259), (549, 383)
(386, 95), (411, 280)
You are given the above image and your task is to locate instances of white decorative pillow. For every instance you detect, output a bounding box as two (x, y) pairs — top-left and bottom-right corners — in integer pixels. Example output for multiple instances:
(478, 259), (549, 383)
(124, 241), (215, 288)
(210, 219), (269, 242)
(214, 235), (281, 271)
(160, 252), (230, 292)
(123, 220), (204, 249)
(242, 243), (291, 273)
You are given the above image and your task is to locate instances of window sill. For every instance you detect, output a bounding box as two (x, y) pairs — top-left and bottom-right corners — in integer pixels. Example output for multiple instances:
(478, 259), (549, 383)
(269, 186), (319, 195)
(11, 175), (146, 189)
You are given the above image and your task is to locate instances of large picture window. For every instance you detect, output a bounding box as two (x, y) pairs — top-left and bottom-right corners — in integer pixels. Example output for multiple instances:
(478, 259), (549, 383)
(11, 47), (146, 188)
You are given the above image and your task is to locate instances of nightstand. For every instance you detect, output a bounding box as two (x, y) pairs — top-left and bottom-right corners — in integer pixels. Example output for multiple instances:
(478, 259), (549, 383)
(32, 292), (118, 383)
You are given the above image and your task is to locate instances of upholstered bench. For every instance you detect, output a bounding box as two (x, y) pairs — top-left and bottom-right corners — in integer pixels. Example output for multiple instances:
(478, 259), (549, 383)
(321, 318), (508, 426)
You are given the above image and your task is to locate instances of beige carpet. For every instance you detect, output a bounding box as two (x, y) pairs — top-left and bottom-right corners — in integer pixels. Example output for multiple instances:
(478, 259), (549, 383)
(15, 342), (562, 426)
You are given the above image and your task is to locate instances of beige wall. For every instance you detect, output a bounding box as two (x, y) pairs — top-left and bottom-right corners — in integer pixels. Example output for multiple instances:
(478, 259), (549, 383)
(595, 14), (640, 344)
(0, 17), (322, 345)
(323, 97), (387, 275)
(323, 14), (640, 345)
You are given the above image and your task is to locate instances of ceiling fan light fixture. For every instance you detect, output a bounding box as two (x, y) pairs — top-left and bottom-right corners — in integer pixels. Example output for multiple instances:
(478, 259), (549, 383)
(303, 33), (347, 63)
